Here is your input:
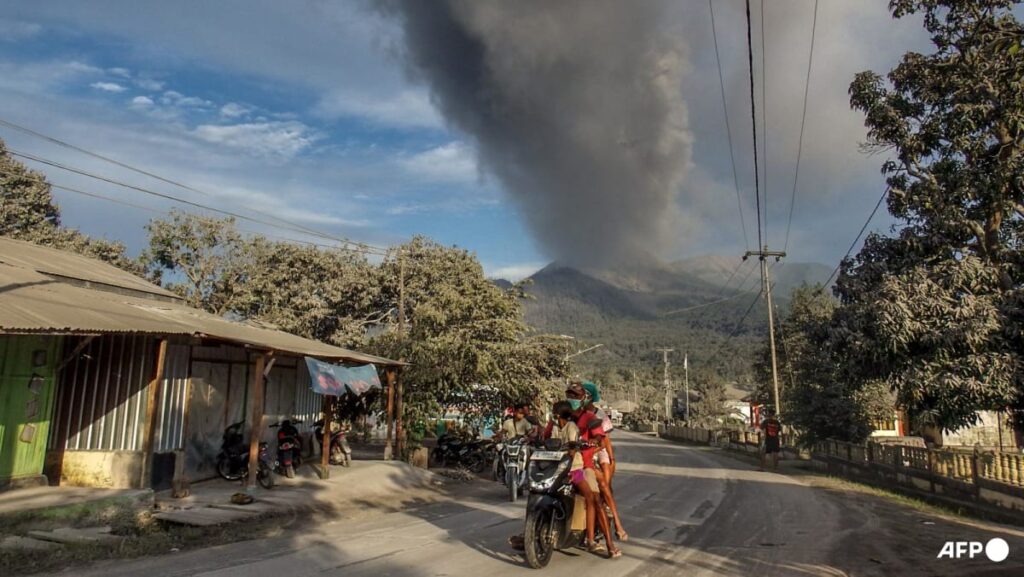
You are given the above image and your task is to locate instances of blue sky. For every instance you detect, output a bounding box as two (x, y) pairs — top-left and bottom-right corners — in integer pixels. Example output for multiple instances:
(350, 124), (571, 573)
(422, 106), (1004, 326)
(0, 1), (945, 279)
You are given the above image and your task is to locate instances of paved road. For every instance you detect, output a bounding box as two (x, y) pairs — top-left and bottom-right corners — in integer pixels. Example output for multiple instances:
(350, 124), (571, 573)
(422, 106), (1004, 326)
(57, 433), (1024, 576)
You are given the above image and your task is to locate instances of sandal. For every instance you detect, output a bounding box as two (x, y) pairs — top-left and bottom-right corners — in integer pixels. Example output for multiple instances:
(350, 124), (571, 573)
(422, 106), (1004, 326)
(617, 530), (629, 542)
(588, 541), (607, 555)
(609, 547), (622, 559)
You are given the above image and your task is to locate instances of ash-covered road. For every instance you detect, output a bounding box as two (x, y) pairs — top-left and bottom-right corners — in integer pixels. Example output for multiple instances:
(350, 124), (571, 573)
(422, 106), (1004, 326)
(57, 433), (1024, 576)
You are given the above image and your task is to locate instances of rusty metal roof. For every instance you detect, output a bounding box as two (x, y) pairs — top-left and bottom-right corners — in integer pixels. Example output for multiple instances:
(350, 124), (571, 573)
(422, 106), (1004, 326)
(0, 238), (404, 366)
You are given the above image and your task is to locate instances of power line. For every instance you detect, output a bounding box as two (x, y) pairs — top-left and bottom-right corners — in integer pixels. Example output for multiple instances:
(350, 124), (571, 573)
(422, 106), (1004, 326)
(0, 120), (389, 254)
(708, 0), (750, 251)
(784, 0), (820, 253)
(663, 262), (759, 317)
(0, 166), (374, 253)
(822, 188), (889, 288)
(6, 149), (390, 256)
(0, 118), (211, 198)
(745, 0), (764, 250)
(760, 0), (768, 246)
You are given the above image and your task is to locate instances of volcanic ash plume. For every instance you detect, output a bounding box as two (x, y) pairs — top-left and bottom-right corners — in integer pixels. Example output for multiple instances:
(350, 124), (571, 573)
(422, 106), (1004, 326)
(378, 0), (692, 267)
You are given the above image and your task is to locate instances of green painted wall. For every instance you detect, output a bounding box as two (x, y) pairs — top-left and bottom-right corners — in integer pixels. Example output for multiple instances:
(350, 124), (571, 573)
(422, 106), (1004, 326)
(0, 335), (61, 484)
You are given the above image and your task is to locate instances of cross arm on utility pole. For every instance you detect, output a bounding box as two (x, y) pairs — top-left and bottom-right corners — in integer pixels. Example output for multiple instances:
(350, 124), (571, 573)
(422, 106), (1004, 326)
(743, 249), (786, 261)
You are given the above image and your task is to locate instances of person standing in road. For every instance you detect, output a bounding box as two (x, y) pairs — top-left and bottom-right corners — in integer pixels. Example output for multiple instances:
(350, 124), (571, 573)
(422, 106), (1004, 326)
(760, 409), (782, 470)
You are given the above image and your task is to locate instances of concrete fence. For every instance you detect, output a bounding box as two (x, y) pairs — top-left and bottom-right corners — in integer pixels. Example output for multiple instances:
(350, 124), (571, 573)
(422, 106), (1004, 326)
(659, 425), (1024, 515)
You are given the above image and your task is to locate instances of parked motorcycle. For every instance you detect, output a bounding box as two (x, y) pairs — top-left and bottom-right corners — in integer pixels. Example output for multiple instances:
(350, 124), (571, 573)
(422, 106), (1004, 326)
(216, 421), (249, 481)
(313, 419), (351, 467)
(431, 432), (487, 472)
(501, 437), (531, 503)
(270, 419), (303, 478)
(215, 421), (274, 489)
(522, 440), (586, 569)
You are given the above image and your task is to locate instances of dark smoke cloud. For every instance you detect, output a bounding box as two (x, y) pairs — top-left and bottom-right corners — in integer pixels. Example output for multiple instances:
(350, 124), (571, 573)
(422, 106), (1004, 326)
(376, 0), (692, 267)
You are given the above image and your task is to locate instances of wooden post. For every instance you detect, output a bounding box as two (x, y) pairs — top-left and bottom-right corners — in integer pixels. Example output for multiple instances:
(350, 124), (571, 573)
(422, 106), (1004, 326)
(320, 395), (332, 479)
(384, 367), (396, 461)
(395, 369), (405, 460)
(140, 339), (169, 488)
(971, 448), (981, 496)
(246, 353), (268, 489)
(927, 448), (937, 493)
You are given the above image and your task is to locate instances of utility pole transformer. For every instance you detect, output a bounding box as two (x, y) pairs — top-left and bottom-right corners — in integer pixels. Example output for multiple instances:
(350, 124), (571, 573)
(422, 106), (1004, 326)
(656, 348), (674, 421)
(743, 247), (786, 421)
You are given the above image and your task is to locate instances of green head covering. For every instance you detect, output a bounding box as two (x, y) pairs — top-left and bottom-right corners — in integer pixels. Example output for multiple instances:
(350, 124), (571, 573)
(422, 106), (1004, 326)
(582, 382), (600, 404)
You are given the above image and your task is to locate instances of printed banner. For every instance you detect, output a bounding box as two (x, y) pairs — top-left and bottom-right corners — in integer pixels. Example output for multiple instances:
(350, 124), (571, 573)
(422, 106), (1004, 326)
(305, 357), (381, 397)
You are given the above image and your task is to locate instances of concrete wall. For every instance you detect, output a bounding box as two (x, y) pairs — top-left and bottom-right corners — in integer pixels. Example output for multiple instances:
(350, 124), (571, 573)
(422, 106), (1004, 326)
(54, 450), (145, 489)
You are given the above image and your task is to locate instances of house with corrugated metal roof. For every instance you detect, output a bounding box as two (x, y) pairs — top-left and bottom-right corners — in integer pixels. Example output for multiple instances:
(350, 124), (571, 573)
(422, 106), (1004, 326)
(0, 236), (404, 490)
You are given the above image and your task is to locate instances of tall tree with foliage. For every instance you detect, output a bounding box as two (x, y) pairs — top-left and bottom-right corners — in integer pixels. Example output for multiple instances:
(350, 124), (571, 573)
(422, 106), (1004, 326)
(759, 286), (893, 444)
(840, 0), (1024, 433)
(370, 237), (569, 436)
(0, 138), (140, 272)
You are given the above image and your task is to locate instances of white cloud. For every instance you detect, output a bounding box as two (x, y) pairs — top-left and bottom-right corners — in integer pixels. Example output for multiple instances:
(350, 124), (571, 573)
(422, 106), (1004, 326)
(161, 90), (213, 108)
(107, 67), (131, 78)
(0, 20), (42, 41)
(314, 89), (442, 129)
(192, 121), (319, 157)
(220, 102), (250, 118)
(130, 95), (154, 108)
(486, 262), (545, 281)
(135, 78), (165, 91)
(400, 142), (478, 183)
(90, 81), (126, 93)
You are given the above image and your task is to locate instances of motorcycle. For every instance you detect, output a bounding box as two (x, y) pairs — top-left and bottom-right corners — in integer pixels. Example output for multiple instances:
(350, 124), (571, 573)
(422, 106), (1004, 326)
(522, 440), (586, 569)
(270, 419), (303, 478)
(313, 419), (351, 467)
(216, 421), (249, 481)
(215, 421), (274, 489)
(431, 433), (487, 472)
(502, 437), (531, 503)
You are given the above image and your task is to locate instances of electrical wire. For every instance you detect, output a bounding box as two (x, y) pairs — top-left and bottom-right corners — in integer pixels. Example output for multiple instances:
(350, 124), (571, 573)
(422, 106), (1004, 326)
(783, 0), (820, 253)
(822, 188), (889, 288)
(0, 167), (376, 253)
(709, 0), (750, 251)
(6, 149), (390, 256)
(0, 120), (389, 254)
(760, 0), (768, 246)
(745, 0), (764, 250)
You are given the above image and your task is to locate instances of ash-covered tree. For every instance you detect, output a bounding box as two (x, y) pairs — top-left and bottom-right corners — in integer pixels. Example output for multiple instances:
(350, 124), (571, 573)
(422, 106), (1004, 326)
(0, 138), (140, 273)
(369, 237), (569, 437)
(758, 286), (893, 444)
(840, 0), (1024, 434)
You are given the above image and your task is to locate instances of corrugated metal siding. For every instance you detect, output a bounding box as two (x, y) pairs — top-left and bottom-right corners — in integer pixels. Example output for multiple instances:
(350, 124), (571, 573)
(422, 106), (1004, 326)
(293, 360), (321, 426)
(50, 335), (156, 451)
(155, 344), (190, 452)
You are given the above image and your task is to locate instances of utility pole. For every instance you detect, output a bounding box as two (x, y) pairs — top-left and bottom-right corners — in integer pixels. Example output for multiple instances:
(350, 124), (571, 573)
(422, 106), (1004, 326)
(743, 247), (786, 420)
(656, 348), (674, 421)
(632, 369), (638, 410)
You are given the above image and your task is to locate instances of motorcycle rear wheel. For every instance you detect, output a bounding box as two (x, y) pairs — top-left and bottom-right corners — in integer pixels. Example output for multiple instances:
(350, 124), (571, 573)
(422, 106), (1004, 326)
(523, 509), (555, 569)
(464, 453), (485, 474)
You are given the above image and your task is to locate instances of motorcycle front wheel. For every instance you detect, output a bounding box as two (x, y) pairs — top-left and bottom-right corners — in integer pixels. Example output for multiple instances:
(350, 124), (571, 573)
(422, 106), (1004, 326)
(523, 508), (555, 569)
(257, 462), (274, 489)
(464, 453), (486, 474)
(217, 455), (243, 481)
(507, 467), (519, 502)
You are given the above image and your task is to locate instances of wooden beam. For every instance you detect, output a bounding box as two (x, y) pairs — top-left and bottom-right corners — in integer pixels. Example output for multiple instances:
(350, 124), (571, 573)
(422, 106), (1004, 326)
(246, 352), (268, 489)
(140, 338), (169, 488)
(395, 369), (405, 459)
(320, 394), (332, 479)
(384, 367), (396, 460)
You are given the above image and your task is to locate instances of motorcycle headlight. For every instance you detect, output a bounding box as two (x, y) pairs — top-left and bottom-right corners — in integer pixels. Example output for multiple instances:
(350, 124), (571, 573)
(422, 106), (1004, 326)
(529, 460), (569, 491)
